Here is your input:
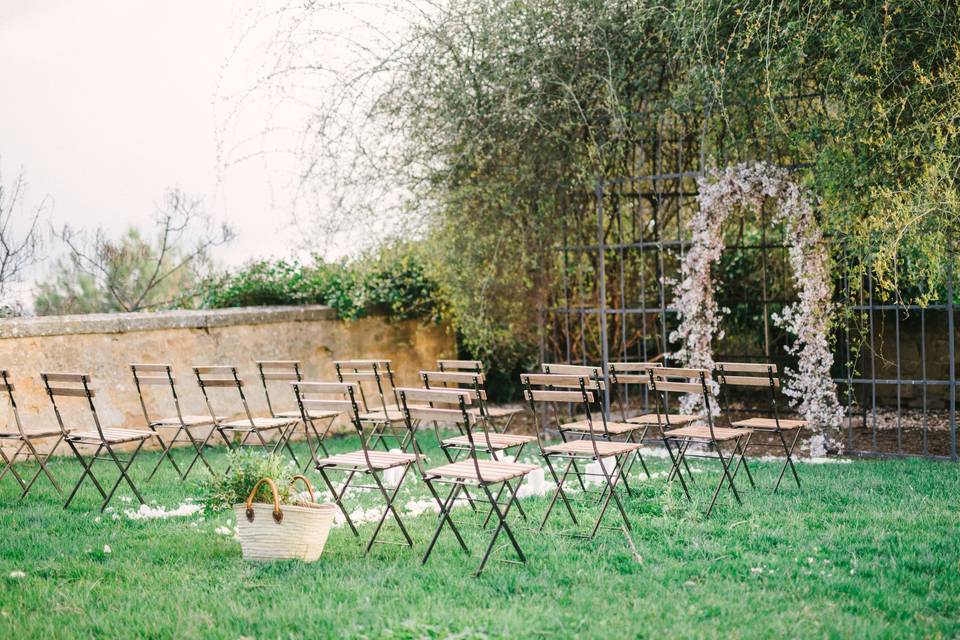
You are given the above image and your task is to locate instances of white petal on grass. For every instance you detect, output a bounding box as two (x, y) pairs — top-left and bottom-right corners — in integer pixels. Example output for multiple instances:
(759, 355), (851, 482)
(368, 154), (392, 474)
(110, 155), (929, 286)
(103, 545), (112, 554)
(125, 502), (203, 521)
(8, 571), (25, 579)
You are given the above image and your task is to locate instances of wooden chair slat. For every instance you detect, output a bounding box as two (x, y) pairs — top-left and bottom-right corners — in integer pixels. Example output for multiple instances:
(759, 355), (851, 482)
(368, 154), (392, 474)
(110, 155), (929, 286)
(338, 372), (378, 381)
(193, 365), (236, 374)
(716, 362), (778, 374)
(436, 359), (482, 371)
(396, 387), (473, 404)
(609, 361), (661, 372)
(609, 374), (650, 384)
(41, 372), (90, 383)
(256, 360), (299, 367)
(652, 381), (703, 394)
(1, 382), (14, 392)
(521, 373), (600, 388)
(720, 375), (780, 388)
(420, 371), (485, 384)
(335, 359), (391, 367)
(46, 386), (94, 397)
(130, 363), (171, 372)
(524, 389), (593, 403)
(541, 363), (602, 375)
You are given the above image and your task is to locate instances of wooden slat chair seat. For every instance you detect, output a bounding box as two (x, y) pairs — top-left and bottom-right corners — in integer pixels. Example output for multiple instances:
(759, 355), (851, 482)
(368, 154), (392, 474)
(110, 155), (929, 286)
(193, 366), (300, 466)
(441, 432), (536, 451)
(69, 428), (154, 444)
(559, 419), (638, 435)
(0, 370), (64, 499)
(317, 450), (419, 471)
(149, 414), (223, 427)
(298, 381), (418, 554)
(730, 417), (807, 430)
(257, 360), (339, 470)
(716, 362), (805, 491)
(542, 439), (642, 457)
(219, 417), (293, 431)
(663, 425), (745, 442)
(357, 406), (405, 422)
(522, 372), (639, 545)
(625, 413), (700, 426)
(650, 368), (753, 517)
(43, 372), (155, 512)
(397, 387), (536, 576)
(131, 364), (226, 482)
(425, 459), (539, 484)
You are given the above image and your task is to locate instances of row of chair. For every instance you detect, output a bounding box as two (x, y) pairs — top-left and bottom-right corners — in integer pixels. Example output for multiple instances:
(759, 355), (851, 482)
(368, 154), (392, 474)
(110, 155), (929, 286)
(297, 360), (804, 574)
(1, 357), (803, 574)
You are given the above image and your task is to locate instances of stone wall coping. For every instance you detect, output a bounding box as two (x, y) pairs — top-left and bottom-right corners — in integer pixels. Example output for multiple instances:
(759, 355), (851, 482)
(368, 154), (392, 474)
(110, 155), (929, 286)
(0, 305), (336, 338)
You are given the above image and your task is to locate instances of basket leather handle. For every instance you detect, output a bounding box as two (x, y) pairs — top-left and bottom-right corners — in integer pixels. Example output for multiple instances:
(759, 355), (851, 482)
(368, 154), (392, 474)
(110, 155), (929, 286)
(245, 477), (283, 523)
(290, 474), (316, 503)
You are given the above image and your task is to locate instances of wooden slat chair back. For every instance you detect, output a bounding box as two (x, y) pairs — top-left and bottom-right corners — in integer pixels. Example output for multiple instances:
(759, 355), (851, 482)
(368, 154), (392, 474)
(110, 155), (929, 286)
(715, 362), (804, 491)
(520, 371), (642, 543)
(193, 366), (300, 464)
(436, 359), (523, 433)
(607, 361), (661, 421)
(296, 380), (419, 553)
(0, 369), (63, 498)
(41, 371), (154, 511)
(648, 367), (754, 516)
(396, 386), (538, 576)
(255, 360), (302, 418)
(437, 359), (483, 373)
(130, 363), (218, 481)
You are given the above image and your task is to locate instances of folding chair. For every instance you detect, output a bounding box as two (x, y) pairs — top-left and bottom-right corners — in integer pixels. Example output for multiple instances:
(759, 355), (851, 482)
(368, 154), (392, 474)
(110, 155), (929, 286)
(334, 360), (408, 451)
(715, 362), (806, 491)
(256, 360), (339, 471)
(0, 369), (63, 499)
(540, 363), (651, 480)
(396, 386), (538, 576)
(437, 359), (523, 432)
(421, 370), (535, 464)
(297, 381), (419, 553)
(522, 372), (642, 544)
(193, 366), (300, 464)
(649, 368), (754, 516)
(131, 363), (223, 481)
(42, 372), (156, 512)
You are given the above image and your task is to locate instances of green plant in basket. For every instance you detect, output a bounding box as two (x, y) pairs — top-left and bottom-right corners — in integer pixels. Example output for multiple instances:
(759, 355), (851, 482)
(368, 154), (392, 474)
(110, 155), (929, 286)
(200, 450), (297, 513)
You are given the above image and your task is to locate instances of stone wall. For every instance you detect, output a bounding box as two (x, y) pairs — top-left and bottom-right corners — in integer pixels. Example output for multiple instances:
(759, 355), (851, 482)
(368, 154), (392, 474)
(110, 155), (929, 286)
(0, 306), (455, 454)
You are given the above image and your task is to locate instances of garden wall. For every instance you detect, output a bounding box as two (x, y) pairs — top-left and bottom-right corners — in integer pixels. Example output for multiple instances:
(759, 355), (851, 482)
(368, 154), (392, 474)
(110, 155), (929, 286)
(0, 305), (455, 454)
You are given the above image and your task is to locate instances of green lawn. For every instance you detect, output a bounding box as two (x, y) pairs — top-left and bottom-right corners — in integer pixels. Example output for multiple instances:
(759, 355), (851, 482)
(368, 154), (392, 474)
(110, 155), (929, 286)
(1, 434), (958, 639)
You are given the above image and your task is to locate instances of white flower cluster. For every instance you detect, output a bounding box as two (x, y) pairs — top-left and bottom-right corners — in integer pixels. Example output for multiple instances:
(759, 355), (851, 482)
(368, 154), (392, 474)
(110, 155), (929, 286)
(670, 162), (844, 452)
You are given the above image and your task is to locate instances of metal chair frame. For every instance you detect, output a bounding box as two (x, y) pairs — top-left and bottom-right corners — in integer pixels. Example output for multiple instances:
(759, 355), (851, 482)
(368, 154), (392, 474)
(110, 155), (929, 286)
(397, 386), (537, 576)
(0, 370), (63, 499)
(334, 359), (408, 451)
(43, 372), (155, 512)
(193, 366), (300, 465)
(436, 359), (522, 433)
(522, 373), (642, 545)
(648, 368), (754, 516)
(715, 362), (804, 491)
(257, 360), (338, 471)
(297, 381), (418, 553)
(131, 363), (221, 481)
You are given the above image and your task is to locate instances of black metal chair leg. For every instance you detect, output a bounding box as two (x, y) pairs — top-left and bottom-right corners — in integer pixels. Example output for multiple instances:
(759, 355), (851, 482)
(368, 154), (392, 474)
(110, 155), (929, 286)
(64, 442), (107, 508)
(774, 428), (803, 491)
(422, 481), (469, 564)
(540, 457), (579, 530)
(100, 441), (147, 512)
(319, 467), (359, 536)
(365, 466), (414, 552)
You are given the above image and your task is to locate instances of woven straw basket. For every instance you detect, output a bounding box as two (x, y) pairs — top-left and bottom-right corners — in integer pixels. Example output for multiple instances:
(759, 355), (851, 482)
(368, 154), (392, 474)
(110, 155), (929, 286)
(234, 475), (337, 562)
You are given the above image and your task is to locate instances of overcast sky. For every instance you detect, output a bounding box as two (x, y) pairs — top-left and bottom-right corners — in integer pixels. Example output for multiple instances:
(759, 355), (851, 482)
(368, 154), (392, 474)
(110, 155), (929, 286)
(0, 0), (318, 300)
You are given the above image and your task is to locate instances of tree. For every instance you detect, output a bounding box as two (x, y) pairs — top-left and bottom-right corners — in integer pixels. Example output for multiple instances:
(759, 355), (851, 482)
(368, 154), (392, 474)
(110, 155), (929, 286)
(0, 165), (45, 316)
(34, 190), (234, 315)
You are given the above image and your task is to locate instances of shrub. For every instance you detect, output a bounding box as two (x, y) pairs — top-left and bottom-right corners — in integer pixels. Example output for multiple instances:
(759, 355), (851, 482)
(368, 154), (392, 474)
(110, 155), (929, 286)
(200, 450), (297, 513)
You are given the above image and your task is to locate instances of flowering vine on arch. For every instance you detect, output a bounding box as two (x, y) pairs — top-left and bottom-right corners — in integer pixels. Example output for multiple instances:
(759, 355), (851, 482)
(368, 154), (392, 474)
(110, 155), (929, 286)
(669, 162), (843, 455)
